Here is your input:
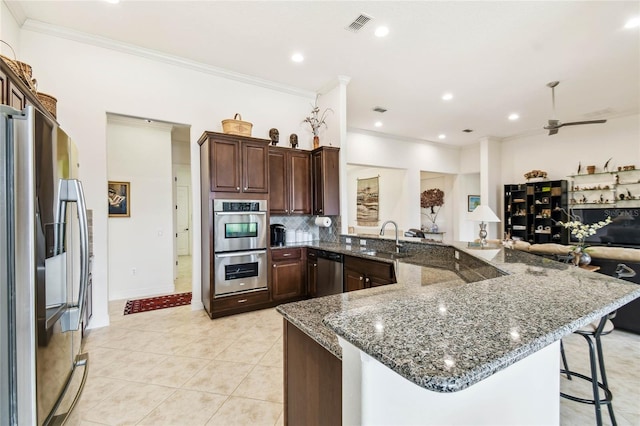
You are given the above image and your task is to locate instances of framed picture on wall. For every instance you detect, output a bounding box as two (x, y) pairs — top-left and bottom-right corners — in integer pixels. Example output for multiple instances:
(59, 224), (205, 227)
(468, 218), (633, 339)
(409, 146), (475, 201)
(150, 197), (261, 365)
(108, 181), (130, 217)
(468, 195), (480, 212)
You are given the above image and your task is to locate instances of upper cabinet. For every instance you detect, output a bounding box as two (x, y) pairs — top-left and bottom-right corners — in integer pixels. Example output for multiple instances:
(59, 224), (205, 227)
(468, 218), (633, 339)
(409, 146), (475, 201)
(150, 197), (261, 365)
(0, 61), (51, 115)
(312, 146), (340, 216)
(198, 132), (269, 194)
(269, 147), (311, 215)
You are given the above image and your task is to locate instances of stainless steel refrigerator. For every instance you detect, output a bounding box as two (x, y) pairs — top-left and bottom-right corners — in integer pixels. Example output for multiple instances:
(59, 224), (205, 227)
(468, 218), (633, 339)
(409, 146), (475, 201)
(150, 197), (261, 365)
(1, 105), (90, 425)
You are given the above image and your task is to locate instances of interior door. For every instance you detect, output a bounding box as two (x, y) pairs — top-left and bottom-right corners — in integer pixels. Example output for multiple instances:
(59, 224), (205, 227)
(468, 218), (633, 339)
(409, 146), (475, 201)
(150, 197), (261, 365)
(176, 185), (190, 255)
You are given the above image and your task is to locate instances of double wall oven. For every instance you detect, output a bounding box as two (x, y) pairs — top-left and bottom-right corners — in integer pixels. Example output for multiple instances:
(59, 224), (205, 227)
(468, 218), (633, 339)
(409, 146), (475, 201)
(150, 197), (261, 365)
(213, 200), (268, 297)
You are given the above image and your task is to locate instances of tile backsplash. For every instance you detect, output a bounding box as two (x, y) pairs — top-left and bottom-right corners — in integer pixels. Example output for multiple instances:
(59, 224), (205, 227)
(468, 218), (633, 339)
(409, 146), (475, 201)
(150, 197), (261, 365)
(270, 215), (340, 243)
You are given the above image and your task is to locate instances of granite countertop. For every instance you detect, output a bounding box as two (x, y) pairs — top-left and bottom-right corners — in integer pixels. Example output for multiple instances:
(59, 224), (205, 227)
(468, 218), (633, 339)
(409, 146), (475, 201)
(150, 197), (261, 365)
(276, 240), (640, 393)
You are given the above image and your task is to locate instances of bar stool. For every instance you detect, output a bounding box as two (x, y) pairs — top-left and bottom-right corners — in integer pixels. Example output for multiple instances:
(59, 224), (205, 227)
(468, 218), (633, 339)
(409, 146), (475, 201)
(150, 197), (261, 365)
(560, 314), (616, 426)
(559, 263), (635, 426)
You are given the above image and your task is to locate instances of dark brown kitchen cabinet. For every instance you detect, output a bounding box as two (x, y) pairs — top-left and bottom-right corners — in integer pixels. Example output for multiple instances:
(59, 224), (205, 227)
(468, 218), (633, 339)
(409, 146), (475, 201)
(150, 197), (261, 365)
(284, 320), (342, 425)
(0, 67), (7, 105)
(198, 132), (269, 194)
(312, 146), (340, 215)
(343, 255), (396, 292)
(269, 147), (311, 215)
(271, 248), (306, 301)
(306, 249), (318, 298)
(1, 60), (48, 114)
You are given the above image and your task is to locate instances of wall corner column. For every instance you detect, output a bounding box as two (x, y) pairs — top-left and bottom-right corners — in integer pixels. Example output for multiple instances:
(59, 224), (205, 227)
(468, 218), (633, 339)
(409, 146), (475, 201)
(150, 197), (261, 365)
(479, 136), (502, 240)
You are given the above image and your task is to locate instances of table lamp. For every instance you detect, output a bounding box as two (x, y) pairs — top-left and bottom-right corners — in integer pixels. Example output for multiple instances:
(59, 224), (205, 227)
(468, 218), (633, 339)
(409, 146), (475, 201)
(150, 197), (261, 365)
(469, 205), (501, 247)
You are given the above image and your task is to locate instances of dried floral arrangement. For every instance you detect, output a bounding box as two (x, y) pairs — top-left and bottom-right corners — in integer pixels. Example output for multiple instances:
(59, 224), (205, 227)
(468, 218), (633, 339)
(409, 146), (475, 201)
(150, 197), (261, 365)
(421, 188), (445, 225)
(303, 96), (333, 136)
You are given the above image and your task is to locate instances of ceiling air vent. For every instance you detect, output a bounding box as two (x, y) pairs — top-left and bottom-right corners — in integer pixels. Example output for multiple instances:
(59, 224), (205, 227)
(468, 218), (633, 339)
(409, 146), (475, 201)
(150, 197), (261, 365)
(462, 129), (474, 133)
(345, 14), (373, 33)
(373, 106), (387, 113)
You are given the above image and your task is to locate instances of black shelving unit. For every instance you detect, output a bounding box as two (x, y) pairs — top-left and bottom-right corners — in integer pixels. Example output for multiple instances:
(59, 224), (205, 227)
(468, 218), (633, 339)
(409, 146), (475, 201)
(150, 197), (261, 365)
(504, 180), (569, 244)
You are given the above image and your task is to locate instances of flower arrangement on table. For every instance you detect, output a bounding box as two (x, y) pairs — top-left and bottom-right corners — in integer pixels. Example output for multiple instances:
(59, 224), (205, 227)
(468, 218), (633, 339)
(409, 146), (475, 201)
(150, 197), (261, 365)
(557, 215), (612, 265)
(303, 96), (333, 148)
(420, 188), (445, 232)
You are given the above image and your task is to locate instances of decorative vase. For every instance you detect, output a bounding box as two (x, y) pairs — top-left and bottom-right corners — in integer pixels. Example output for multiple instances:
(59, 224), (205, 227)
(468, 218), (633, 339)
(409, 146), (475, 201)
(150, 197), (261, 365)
(579, 252), (592, 266)
(430, 223), (439, 233)
(313, 135), (320, 149)
(586, 165), (596, 175)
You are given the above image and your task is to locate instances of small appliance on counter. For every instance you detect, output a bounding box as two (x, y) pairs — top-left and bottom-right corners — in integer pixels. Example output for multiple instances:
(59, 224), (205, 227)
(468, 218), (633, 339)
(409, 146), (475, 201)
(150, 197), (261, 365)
(270, 224), (286, 246)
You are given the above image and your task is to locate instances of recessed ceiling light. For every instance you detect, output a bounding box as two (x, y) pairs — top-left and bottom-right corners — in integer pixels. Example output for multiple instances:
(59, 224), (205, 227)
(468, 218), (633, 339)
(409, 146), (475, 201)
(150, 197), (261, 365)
(508, 113), (520, 121)
(291, 53), (304, 63)
(374, 121), (383, 127)
(375, 26), (389, 37)
(438, 134), (446, 139)
(624, 16), (640, 29)
(442, 93), (453, 101)
(103, 0), (120, 3)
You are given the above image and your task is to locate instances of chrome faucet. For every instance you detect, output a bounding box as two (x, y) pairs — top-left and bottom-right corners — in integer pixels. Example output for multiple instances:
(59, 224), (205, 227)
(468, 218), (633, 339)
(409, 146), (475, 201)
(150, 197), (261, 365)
(380, 220), (402, 253)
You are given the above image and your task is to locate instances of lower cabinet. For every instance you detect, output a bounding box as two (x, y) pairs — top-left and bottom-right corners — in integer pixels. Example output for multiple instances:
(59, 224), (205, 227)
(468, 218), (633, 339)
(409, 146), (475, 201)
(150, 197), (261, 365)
(307, 249), (318, 298)
(284, 319), (342, 425)
(271, 247), (306, 301)
(209, 290), (271, 319)
(344, 255), (396, 292)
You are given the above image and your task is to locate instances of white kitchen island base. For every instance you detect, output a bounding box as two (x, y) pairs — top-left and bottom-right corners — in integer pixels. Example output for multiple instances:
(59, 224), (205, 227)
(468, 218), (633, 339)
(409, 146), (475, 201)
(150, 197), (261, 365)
(339, 337), (560, 426)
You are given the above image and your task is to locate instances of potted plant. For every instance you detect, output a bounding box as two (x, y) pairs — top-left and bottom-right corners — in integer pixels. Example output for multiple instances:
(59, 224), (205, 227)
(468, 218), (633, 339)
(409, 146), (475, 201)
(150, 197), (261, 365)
(558, 215), (612, 265)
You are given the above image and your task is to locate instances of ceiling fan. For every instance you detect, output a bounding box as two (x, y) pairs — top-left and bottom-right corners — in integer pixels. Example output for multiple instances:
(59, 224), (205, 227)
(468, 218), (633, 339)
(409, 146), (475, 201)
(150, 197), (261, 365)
(543, 81), (607, 136)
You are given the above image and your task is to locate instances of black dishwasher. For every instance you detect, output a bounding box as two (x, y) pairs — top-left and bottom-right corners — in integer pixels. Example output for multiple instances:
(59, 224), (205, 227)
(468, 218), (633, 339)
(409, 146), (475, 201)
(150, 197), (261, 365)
(314, 250), (344, 297)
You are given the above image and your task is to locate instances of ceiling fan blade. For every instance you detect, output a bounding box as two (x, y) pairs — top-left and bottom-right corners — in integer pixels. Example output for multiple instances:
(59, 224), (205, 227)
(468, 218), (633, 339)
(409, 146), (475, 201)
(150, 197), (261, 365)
(548, 128), (559, 136)
(559, 120), (607, 127)
(544, 119), (560, 129)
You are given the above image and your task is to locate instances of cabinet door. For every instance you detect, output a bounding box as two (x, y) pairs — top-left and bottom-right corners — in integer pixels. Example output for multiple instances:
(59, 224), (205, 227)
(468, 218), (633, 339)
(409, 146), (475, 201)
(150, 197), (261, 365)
(7, 80), (26, 110)
(312, 147), (340, 215)
(344, 267), (365, 292)
(272, 259), (305, 300)
(242, 141), (269, 193)
(210, 138), (241, 192)
(0, 68), (7, 105)
(269, 149), (288, 214)
(289, 151), (311, 214)
(307, 258), (317, 297)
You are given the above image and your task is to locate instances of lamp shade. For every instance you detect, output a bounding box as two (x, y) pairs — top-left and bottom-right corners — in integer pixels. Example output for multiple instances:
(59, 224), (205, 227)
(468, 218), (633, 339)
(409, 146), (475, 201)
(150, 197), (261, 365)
(469, 205), (501, 223)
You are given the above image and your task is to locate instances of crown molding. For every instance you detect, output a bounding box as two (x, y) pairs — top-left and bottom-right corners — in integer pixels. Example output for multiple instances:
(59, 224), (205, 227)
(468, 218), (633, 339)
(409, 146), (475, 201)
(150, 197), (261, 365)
(21, 19), (317, 99)
(4, 1), (27, 26)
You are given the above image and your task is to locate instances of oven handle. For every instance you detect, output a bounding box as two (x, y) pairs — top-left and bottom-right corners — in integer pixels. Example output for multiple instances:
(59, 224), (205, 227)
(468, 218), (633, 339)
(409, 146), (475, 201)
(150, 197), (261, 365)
(214, 211), (267, 216)
(215, 250), (267, 258)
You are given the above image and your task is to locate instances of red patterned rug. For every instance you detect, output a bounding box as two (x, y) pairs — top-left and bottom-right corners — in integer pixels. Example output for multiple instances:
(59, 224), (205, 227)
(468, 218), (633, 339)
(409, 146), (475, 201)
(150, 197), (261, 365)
(124, 292), (192, 315)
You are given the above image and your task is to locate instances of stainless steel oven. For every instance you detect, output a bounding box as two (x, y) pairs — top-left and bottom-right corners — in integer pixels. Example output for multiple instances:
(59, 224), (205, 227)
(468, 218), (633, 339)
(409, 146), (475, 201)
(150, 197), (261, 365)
(213, 200), (267, 252)
(213, 199), (268, 296)
(214, 250), (267, 296)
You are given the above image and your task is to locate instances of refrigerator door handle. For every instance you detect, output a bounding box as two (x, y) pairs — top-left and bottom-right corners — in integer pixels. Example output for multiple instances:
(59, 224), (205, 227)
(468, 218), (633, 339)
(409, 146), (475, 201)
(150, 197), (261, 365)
(57, 179), (89, 333)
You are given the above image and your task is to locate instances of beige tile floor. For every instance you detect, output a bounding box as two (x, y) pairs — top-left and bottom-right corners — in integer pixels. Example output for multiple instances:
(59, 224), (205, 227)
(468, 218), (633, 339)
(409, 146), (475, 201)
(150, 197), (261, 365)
(67, 253), (638, 425)
(174, 255), (192, 294)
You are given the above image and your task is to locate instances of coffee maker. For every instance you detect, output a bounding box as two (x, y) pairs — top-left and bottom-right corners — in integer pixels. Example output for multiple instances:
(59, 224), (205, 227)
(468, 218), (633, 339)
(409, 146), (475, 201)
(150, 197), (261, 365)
(270, 224), (286, 246)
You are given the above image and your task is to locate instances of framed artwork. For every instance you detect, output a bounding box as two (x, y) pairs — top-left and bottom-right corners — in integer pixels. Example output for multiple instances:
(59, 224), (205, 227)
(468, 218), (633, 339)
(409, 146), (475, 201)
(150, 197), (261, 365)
(108, 181), (130, 217)
(468, 195), (480, 212)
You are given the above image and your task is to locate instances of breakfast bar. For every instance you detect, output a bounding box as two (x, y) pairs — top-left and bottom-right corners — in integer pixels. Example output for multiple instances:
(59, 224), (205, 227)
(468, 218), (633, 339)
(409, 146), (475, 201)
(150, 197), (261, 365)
(277, 241), (640, 425)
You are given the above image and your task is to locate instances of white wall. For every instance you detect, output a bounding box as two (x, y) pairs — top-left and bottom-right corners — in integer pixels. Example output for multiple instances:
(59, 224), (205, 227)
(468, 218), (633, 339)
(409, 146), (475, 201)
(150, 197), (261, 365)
(501, 114), (640, 184)
(346, 166), (409, 234)
(346, 130), (461, 237)
(107, 119), (174, 300)
(0, 2), (21, 57)
(16, 24), (315, 328)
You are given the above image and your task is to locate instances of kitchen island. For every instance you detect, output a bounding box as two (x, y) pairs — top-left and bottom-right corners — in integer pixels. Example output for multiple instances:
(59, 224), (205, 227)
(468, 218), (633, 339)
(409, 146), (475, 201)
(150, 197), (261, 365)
(276, 240), (640, 425)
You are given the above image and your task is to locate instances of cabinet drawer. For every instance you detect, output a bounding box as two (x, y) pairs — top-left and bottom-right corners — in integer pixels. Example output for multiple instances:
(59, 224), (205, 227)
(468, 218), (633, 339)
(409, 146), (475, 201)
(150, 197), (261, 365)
(344, 255), (395, 280)
(213, 290), (270, 312)
(272, 247), (302, 262)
